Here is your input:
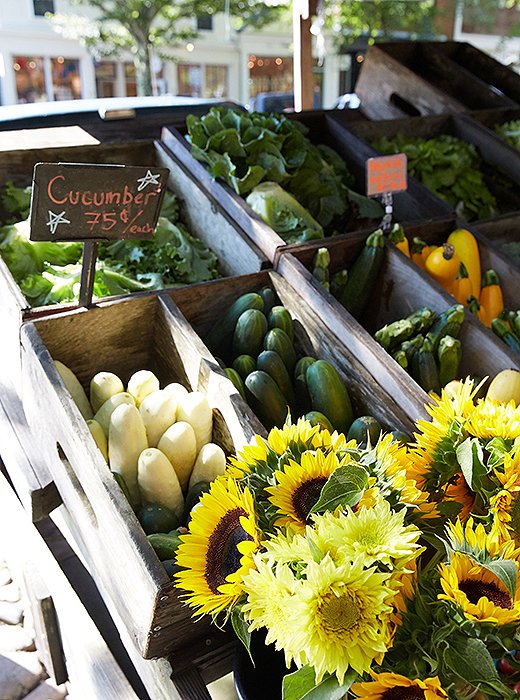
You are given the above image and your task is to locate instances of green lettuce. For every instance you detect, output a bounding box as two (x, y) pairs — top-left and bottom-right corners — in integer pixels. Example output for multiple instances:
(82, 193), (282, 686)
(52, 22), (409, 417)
(1, 181), (32, 222)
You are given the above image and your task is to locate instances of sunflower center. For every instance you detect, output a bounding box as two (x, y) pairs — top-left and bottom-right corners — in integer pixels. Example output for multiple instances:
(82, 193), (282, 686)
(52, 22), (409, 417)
(292, 477), (328, 523)
(459, 579), (513, 609)
(318, 591), (360, 633)
(381, 688), (425, 700)
(205, 508), (252, 594)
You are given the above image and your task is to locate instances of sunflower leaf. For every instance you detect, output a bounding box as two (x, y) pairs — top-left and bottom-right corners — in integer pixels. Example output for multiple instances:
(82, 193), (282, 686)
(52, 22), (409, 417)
(309, 464), (369, 515)
(456, 437), (494, 493)
(282, 665), (357, 700)
(231, 608), (253, 663)
(469, 556), (517, 600)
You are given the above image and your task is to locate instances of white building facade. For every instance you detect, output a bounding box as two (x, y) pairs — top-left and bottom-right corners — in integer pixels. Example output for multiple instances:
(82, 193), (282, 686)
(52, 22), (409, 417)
(0, 0), (342, 108)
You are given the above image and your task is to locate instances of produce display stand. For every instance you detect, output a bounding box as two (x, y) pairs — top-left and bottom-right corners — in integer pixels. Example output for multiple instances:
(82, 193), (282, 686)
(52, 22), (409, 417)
(474, 214), (520, 267)
(355, 41), (520, 120)
(160, 111), (451, 263)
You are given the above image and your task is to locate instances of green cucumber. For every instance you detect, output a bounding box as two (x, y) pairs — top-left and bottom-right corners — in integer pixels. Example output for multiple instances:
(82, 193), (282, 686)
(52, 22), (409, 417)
(232, 309), (268, 359)
(263, 328), (297, 373)
(232, 354), (257, 380)
(204, 292), (264, 357)
(294, 356), (316, 379)
(245, 370), (289, 429)
(347, 416), (382, 446)
(259, 286), (276, 316)
(339, 229), (384, 319)
(137, 502), (179, 535)
(256, 350), (295, 407)
(112, 471), (133, 507)
(294, 357), (316, 415)
(147, 533), (181, 561)
(183, 481), (211, 525)
(268, 306), (294, 342)
(224, 367), (247, 400)
(305, 411), (334, 431)
(306, 360), (353, 434)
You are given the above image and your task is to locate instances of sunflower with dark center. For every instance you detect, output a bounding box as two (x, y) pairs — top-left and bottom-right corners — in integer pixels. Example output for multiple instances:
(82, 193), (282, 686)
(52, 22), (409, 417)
(175, 477), (261, 616)
(351, 672), (448, 700)
(438, 552), (520, 625)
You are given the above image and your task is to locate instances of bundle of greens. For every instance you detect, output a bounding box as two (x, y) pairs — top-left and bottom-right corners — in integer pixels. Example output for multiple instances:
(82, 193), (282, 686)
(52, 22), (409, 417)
(0, 184), (220, 307)
(186, 107), (382, 241)
(373, 133), (497, 221)
(495, 119), (520, 151)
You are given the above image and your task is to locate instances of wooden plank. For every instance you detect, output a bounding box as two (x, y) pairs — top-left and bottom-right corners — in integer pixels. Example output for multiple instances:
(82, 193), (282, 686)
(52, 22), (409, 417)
(0, 471), (140, 699)
(0, 126), (99, 152)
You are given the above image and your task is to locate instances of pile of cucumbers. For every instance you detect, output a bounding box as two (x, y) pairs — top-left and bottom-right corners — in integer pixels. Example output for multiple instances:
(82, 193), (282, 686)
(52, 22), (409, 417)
(204, 288), (355, 433)
(374, 304), (465, 394)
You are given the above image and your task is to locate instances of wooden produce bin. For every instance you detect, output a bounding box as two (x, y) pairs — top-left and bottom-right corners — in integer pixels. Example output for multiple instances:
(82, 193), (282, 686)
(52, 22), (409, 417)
(341, 113), (520, 224)
(355, 41), (519, 120)
(470, 107), (520, 152)
(166, 269), (419, 433)
(0, 138), (266, 397)
(474, 214), (520, 272)
(274, 222), (520, 412)
(160, 111), (450, 263)
(20, 292), (265, 664)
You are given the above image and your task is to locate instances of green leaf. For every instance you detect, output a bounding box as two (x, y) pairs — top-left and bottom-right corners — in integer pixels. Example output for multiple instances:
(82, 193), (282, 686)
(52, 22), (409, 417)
(231, 609), (252, 663)
(282, 666), (357, 700)
(309, 464), (369, 514)
(346, 188), (384, 219)
(442, 636), (499, 685)
(456, 437), (493, 492)
(476, 558), (517, 600)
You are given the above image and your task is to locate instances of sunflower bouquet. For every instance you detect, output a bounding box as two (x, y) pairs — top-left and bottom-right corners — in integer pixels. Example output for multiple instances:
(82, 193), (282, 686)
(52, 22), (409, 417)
(174, 380), (520, 700)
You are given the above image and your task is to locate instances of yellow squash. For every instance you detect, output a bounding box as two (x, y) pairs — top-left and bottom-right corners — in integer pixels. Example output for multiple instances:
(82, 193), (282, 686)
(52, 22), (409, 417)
(447, 228), (481, 300)
(486, 369), (520, 406)
(479, 269), (504, 328)
(425, 243), (460, 293)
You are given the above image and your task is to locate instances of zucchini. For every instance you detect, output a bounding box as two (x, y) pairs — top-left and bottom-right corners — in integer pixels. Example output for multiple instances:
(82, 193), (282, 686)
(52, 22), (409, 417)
(232, 309), (268, 359)
(294, 357), (316, 415)
(399, 335), (424, 362)
(263, 328), (297, 373)
(374, 318), (415, 352)
(492, 318), (520, 354)
(306, 360), (353, 434)
(245, 370), (289, 429)
(406, 306), (437, 335)
(256, 350), (296, 407)
(411, 336), (441, 394)
(426, 304), (464, 352)
(224, 367), (247, 400)
(268, 306), (294, 342)
(339, 229), (384, 319)
(232, 354), (257, 380)
(147, 533), (181, 561)
(437, 336), (461, 387)
(392, 349), (408, 370)
(204, 292), (264, 358)
(183, 481), (211, 524)
(259, 286), (276, 316)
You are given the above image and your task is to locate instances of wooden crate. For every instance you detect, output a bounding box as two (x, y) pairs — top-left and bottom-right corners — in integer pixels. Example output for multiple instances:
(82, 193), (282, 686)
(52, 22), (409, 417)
(21, 292), (264, 662)
(342, 113), (520, 223)
(275, 221), (520, 411)
(474, 214), (520, 272)
(166, 269), (419, 434)
(355, 42), (518, 120)
(470, 107), (520, 152)
(160, 111), (450, 263)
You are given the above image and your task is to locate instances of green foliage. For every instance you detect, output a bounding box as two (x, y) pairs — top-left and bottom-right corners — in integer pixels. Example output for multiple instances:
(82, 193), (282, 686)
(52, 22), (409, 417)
(282, 665), (357, 700)
(496, 119), (520, 151)
(373, 133), (497, 221)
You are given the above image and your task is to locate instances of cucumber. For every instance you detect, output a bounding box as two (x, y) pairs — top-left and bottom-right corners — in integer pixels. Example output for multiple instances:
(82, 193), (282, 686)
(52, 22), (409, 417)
(347, 416), (382, 446)
(232, 354), (257, 380)
(162, 559), (182, 578)
(137, 502), (180, 535)
(204, 292), (264, 358)
(306, 360), (353, 434)
(339, 229), (384, 319)
(147, 533), (181, 561)
(263, 328), (297, 373)
(391, 430), (412, 446)
(305, 411), (334, 431)
(182, 481), (211, 525)
(245, 370), (289, 429)
(294, 356), (317, 380)
(112, 471), (133, 507)
(224, 367), (247, 400)
(232, 309), (268, 359)
(268, 306), (294, 342)
(259, 286), (276, 316)
(256, 350), (295, 407)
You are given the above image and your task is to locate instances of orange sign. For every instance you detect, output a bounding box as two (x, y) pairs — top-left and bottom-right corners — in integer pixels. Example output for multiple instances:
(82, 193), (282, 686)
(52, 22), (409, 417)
(366, 154), (407, 197)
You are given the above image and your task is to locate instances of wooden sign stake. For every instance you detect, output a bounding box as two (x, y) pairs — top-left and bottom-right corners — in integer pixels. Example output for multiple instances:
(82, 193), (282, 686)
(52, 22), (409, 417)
(79, 241), (99, 308)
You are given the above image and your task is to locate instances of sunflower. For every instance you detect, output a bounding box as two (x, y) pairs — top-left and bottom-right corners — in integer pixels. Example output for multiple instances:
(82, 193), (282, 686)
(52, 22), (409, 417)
(280, 556), (394, 682)
(266, 449), (344, 533)
(466, 399), (520, 440)
(442, 473), (475, 520)
(175, 477), (261, 616)
(226, 434), (269, 479)
(351, 672), (448, 699)
(309, 500), (422, 570)
(438, 552), (520, 625)
(445, 516), (520, 560)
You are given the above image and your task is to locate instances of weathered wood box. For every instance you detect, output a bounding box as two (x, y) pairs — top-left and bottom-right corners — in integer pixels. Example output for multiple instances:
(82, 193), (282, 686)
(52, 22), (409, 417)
(161, 110), (450, 262)
(470, 107), (520, 153)
(20, 292), (265, 665)
(474, 214), (520, 273)
(0, 139), (266, 396)
(341, 113), (520, 223)
(355, 41), (519, 120)
(275, 220), (520, 411)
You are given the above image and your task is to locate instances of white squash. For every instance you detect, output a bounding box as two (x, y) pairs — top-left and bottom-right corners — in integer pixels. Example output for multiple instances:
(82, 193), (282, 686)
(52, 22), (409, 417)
(90, 371), (124, 413)
(87, 419), (108, 462)
(137, 448), (184, 518)
(486, 369), (520, 406)
(127, 369), (160, 407)
(157, 421), (197, 493)
(93, 392), (136, 435)
(54, 360), (93, 421)
(139, 389), (177, 447)
(176, 391), (213, 453)
(108, 403), (148, 508)
(188, 443), (226, 491)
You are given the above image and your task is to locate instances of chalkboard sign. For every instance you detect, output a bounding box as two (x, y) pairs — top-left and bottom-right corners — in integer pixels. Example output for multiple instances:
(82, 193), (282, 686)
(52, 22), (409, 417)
(30, 162), (170, 242)
(366, 154), (407, 197)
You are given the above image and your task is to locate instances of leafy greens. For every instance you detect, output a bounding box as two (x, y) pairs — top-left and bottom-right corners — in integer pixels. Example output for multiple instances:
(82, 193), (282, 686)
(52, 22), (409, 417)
(495, 119), (520, 151)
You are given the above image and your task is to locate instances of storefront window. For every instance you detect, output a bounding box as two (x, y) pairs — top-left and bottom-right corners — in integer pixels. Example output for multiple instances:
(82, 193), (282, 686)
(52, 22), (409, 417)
(248, 56), (293, 97)
(95, 61), (117, 98)
(205, 65), (228, 98)
(33, 0), (54, 16)
(51, 57), (81, 100)
(124, 62), (137, 97)
(177, 64), (203, 97)
(13, 56), (46, 103)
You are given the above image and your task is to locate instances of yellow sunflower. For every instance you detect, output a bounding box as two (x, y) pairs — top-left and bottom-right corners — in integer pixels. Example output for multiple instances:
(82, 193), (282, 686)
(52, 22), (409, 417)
(175, 477), (261, 616)
(443, 473), (476, 520)
(351, 672), (448, 699)
(280, 556), (394, 682)
(446, 516), (520, 560)
(438, 552), (520, 625)
(226, 434), (268, 479)
(489, 446), (520, 544)
(266, 449), (344, 533)
(466, 399), (520, 440)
